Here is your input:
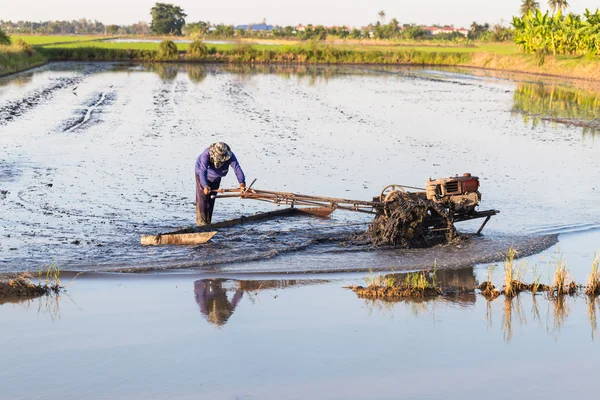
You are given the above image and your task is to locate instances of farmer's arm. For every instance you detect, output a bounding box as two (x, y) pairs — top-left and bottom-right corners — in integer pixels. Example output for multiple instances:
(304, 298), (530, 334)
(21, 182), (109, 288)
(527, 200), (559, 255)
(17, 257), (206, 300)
(195, 151), (210, 188)
(229, 153), (246, 185)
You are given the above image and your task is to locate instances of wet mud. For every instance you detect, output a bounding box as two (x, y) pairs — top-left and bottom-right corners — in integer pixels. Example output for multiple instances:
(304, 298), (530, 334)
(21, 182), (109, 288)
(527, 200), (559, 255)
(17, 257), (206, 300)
(0, 63), (598, 274)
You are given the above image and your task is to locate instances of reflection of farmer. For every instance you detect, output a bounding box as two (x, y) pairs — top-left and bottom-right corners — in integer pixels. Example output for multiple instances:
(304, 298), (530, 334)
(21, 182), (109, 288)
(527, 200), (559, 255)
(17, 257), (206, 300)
(194, 279), (243, 326)
(195, 142), (246, 226)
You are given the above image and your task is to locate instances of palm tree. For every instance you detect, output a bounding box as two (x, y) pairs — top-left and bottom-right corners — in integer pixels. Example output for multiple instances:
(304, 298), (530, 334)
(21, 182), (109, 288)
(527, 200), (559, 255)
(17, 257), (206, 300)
(548, 0), (569, 15)
(389, 18), (400, 35)
(378, 10), (386, 24)
(520, 0), (540, 16)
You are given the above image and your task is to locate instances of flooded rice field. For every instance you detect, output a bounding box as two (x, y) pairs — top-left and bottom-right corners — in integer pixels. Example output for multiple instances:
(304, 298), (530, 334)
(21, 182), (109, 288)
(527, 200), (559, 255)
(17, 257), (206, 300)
(0, 62), (599, 273)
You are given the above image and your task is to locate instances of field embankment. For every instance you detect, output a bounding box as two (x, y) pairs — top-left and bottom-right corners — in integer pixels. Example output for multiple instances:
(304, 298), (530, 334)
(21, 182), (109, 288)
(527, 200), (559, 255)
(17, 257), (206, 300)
(0, 44), (46, 77)
(3, 35), (600, 81)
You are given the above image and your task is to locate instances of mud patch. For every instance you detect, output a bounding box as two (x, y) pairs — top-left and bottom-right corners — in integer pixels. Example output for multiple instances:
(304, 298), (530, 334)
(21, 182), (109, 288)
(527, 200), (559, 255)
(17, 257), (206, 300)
(62, 90), (115, 132)
(0, 64), (108, 126)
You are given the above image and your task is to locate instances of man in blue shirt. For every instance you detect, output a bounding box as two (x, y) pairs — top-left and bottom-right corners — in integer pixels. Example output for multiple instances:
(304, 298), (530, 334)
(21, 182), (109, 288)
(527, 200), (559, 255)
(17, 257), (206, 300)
(195, 142), (246, 226)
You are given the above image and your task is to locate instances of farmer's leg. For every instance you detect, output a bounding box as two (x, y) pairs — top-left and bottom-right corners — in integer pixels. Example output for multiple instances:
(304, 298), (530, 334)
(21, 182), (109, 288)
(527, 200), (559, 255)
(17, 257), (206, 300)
(195, 174), (210, 226)
(206, 179), (221, 224)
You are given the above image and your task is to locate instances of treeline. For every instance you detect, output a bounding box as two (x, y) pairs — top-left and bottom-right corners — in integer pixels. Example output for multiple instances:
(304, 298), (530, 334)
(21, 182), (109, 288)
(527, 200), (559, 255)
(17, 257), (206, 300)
(513, 9), (600, 56)
(0, 0), (511, 43)
(0, 19), (151, 36)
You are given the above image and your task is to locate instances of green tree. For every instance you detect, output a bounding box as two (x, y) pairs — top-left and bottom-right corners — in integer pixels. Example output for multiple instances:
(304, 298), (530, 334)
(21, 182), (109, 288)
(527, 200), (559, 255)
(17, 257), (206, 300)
(350, 28), (362, 39)
(389, 18), (401, 36)
(150, 3), (187, 35)
(106, 25), (120, 35)
(548, 0), (569, 15)
(0, 28), (10, 45)
(468, 22), (490, 39)
(521, 0), (540, 15)
(378, 10), (386, 24)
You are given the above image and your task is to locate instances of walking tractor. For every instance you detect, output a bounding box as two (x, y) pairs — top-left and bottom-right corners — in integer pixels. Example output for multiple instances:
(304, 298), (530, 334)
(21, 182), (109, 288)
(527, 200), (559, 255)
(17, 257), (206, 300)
(141, 173), (499, 247)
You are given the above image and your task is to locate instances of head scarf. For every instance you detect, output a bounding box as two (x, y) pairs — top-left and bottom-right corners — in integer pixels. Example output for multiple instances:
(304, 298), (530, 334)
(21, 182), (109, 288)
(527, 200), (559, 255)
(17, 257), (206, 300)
(209, 142), (232, 168)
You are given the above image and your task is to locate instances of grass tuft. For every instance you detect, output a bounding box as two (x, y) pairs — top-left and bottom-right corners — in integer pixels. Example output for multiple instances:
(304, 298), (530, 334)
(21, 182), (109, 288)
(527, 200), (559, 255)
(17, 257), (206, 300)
(585, 255), (600, 296)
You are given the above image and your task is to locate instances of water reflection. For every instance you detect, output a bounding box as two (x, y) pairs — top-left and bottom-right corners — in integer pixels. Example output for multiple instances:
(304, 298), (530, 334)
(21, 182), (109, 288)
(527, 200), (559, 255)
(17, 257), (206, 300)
(193, 278), (317, 326)
(512, 82), (600, 135)
(0, 72), (34, 88)
(0, 294), (62, 320)
(140, 64), (373, 86)
(194, 279), (243, 327)
(145, 63), (179, 81)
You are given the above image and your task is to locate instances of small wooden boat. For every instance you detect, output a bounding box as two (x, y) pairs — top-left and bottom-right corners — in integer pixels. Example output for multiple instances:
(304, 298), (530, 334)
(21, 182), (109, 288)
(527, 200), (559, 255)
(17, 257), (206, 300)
(140, 206), (335, 246)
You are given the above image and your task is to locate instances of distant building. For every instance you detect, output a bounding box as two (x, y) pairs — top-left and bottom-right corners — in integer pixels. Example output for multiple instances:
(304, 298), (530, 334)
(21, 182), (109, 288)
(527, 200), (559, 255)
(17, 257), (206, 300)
(423, 26), (442, 35)
(296, 25), (307, 32)
(457, 27), (469, 37)
(234, 23), (274, 31)
(423, 25), (468, 37)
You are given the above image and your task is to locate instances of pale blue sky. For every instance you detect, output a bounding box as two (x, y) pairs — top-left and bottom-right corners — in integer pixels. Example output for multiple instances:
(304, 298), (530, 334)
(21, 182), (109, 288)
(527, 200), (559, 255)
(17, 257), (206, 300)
(1, 0), (597, 28)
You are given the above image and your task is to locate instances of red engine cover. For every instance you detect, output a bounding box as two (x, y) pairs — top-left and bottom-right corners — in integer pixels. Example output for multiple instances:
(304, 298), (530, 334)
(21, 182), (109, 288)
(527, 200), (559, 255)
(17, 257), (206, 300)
(462, 178), (479, 193)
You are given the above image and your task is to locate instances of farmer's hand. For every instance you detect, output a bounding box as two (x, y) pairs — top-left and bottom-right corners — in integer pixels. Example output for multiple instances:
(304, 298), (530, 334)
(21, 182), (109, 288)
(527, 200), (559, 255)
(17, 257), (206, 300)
(203, 186), (211, 195)
(239, 182), (246, 192)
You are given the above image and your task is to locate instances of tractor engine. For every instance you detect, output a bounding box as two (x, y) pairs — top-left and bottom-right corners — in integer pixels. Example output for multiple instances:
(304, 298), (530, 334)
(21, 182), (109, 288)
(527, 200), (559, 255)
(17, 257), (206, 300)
(425, 173), (481, 215)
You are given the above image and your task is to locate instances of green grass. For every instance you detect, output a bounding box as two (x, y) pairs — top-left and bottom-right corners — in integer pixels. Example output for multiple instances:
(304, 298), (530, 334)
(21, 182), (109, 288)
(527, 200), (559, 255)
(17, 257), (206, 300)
(38, 39), (519, 55)
(0, 44), (47, 76)
(12, 35), (107, 45)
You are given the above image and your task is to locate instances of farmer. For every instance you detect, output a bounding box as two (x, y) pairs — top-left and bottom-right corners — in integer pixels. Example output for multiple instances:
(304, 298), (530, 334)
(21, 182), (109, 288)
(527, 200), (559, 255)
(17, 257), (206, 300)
(195, 142), (246, 226)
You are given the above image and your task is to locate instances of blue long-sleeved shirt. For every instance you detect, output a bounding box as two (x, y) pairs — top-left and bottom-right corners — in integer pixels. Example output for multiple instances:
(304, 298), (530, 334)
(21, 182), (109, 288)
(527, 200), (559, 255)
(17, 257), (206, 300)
(195, 147), (246, 188)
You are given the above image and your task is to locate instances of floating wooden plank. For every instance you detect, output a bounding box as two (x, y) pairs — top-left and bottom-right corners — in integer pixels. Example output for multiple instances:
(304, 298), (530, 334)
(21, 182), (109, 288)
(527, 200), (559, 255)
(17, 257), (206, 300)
(141, 231), (217, 246)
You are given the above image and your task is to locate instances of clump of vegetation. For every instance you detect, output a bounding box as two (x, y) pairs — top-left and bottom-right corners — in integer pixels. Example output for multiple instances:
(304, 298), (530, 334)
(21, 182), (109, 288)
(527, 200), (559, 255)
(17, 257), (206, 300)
(0, 264), (63, 298)
(187, 40), (208, 58)
(478, 265), (500, 300)
(157, 40), (179, 59)
(0, 28), (11, 45)
(348, 267), (445, 299)
(13, 39), (33, 55)
(550, 256), (577, 297)
(585, 255), (600, 296)
(501, 247), (535, 297)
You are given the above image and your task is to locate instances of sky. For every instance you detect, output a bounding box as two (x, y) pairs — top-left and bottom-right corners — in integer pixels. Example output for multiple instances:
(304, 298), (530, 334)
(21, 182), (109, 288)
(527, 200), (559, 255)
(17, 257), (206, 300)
(1, 0), (598, 28)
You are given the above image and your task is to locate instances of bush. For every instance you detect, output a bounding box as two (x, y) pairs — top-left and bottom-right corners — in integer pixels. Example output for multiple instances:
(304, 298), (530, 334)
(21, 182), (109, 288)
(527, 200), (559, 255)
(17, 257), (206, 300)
(157, 40), (179, 59)
(14, 39), (33, 55)
(188, 40), (208, 58)
(0, 28), (11, 45)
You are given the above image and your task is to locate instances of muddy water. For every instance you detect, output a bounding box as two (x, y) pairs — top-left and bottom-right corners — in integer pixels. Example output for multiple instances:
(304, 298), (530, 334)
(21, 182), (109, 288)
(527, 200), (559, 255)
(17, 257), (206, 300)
(0, 63), (599, 273)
